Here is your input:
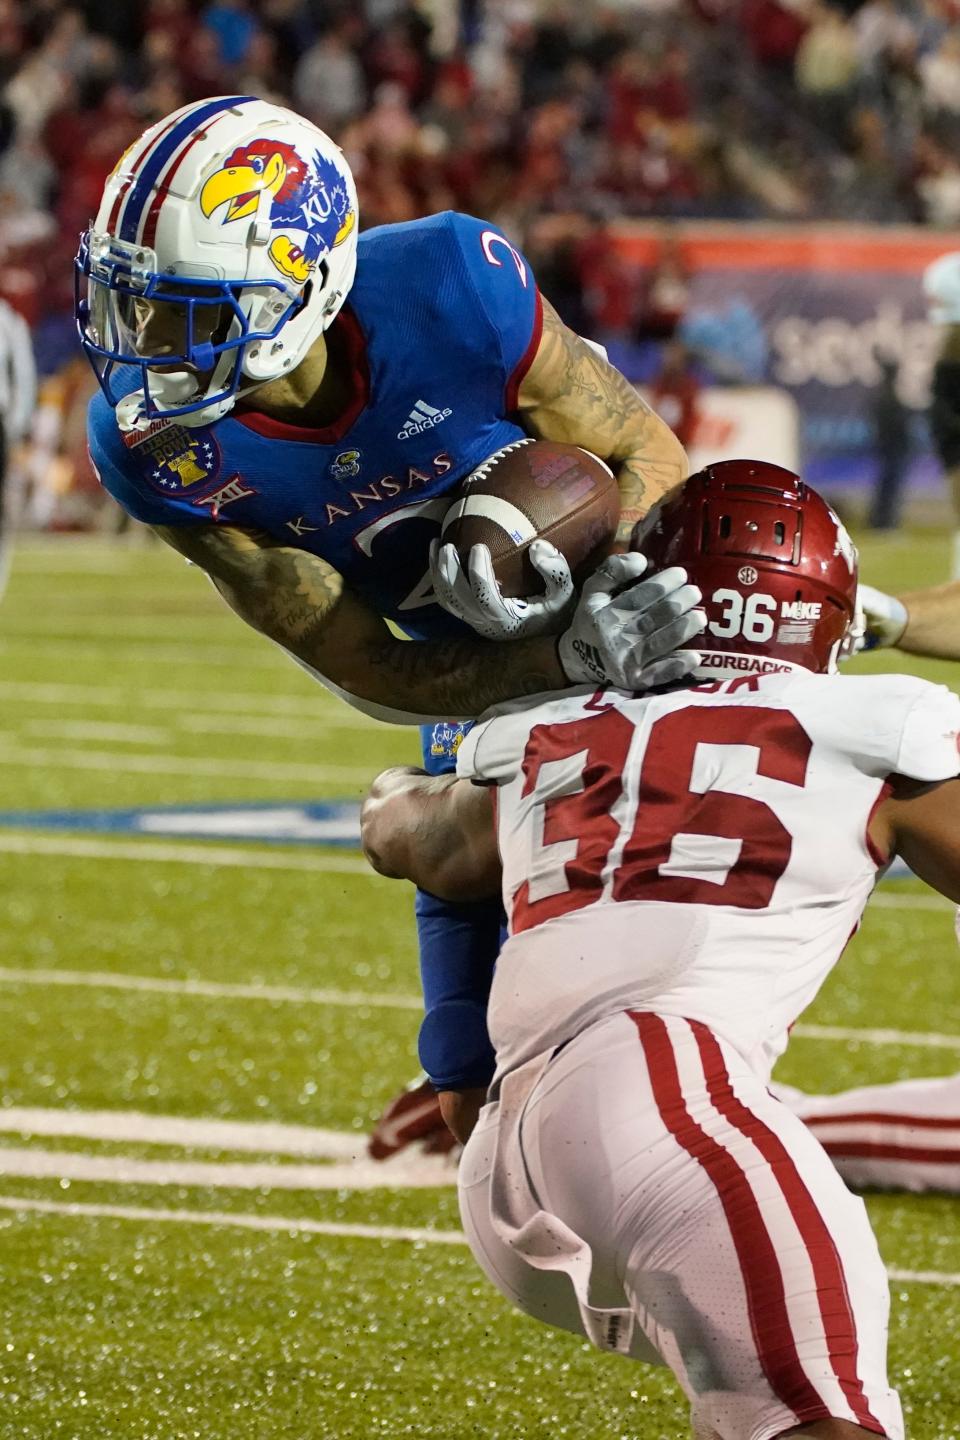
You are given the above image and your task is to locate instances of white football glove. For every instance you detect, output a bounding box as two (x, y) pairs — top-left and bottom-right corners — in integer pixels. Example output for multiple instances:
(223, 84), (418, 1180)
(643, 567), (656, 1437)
(430, 538), (576, 640)
(854, 582), (908, 651)
(557, 553), (705, 690)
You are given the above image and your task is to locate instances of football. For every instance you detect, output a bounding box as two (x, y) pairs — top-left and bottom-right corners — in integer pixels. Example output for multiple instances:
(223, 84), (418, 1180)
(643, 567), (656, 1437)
(440, 438), (620, 597)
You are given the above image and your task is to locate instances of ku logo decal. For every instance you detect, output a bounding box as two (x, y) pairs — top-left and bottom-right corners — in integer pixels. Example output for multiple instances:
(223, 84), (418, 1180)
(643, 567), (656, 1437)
(200, 141), (355, 285)
(137, 425), (222, 495)
(430, 722), (469, 760)
(330, 449), (361, 482)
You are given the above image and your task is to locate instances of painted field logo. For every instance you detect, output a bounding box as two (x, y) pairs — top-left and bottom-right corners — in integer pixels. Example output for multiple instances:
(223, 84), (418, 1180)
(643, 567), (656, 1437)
(330, 449), (361, 482)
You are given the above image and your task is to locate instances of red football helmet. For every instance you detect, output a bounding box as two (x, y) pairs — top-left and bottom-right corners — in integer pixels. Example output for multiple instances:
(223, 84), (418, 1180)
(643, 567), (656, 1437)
(632, 460), (858, 675)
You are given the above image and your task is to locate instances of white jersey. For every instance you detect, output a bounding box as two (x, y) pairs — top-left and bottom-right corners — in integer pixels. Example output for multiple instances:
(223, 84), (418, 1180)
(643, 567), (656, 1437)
(456, 668), (960, 1080)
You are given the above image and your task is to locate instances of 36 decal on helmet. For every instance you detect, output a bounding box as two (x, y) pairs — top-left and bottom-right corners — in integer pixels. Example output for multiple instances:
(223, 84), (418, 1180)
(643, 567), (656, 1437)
(75, 95), (359, 429)
(632, 460), (858, 676)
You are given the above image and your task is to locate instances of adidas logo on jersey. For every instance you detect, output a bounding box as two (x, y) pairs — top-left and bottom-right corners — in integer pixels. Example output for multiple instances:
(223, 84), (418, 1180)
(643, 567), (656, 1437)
(398, 400), (453, 439)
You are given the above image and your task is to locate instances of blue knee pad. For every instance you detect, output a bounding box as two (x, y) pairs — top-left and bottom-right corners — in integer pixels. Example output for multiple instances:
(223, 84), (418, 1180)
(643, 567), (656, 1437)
(415, 721), (502, 1090)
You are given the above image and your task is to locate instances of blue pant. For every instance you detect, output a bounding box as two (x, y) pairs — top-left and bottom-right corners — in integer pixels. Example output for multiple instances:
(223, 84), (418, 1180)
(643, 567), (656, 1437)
(416, 722), (502, 1090)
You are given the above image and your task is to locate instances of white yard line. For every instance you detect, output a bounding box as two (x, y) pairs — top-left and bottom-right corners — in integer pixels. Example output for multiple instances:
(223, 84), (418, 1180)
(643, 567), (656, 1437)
(0, 1193), (467, 1243)
(0, 834), (375, 874)
(887, 1267), (960, 1288)
(0, 679), (331, 714)
(0, 679), (352, 719)
(10, 556), (151, 576)
(0, 1107), (367, 1158)
(0, 966), (421, 1010)
(0, 745), (374, 784)
(11, 542), (163, 573)
(0, 680), (383, 732)
(0, 1147), (455, 1191)
(18, 712), (380, 740)
(0, 639), (288, 671)
(177, 713), (373, 739)
(0, 830), (949, 910)
(792, 1022), (960, 1050)
(5, 617), (244, 637)
(23, 720), (171, 744)
(0, 1194), (955, 1285)
(0, 965), (957, 1050)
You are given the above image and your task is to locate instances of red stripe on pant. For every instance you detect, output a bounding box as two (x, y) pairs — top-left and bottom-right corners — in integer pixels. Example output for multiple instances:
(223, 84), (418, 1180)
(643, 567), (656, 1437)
(819, 1140), (960, 1165)
(691, 1020), (886, 1436)
(630, 1010), (829, 1428)
(806, 1111), (960, 1132)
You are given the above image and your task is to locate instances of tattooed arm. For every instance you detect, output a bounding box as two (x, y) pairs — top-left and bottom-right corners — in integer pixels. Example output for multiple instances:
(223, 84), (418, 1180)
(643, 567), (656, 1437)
(517, 296), (689, 542)
(154, 522), (565, 721)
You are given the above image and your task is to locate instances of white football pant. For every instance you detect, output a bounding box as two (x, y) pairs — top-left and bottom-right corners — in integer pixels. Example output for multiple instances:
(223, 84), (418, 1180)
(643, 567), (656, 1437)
(460, 1012), (903, 1440)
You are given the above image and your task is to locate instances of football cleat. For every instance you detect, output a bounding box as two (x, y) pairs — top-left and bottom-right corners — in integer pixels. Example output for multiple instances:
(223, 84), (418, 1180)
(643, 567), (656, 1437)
(367, 1076), (460, 1161)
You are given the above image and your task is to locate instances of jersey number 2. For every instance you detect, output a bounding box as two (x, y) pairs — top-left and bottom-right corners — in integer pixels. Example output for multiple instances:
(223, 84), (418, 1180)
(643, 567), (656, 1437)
(512, 706), (812, 933)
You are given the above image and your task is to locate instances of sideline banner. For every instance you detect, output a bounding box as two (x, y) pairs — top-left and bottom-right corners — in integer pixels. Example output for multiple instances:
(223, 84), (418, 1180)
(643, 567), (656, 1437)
(612, 225), (959, 491)
(641, 386), (800, 473)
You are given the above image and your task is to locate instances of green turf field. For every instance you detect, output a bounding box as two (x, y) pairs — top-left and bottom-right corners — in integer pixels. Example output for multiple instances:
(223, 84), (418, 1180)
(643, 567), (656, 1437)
(1, 529), (958, 1439)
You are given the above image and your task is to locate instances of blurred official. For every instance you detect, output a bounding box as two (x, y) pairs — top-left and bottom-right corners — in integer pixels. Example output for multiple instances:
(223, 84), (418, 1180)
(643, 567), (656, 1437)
(0, 294), (37, 600)
(923, 253), (960, 577)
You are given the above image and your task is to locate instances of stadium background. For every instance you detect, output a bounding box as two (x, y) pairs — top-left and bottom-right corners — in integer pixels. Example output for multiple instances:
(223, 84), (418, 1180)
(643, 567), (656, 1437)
(1, 2), (960, 1438)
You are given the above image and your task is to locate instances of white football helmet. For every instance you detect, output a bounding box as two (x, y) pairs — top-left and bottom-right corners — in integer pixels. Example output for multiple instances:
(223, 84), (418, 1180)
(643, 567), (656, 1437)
(76, 95), (359, 428)
(923, 251), (960, 326)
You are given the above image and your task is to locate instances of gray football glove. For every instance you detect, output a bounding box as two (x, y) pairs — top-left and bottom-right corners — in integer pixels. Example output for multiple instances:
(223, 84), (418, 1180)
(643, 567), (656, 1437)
(430, 538), (576, 640)
(557, 553), (704, 690)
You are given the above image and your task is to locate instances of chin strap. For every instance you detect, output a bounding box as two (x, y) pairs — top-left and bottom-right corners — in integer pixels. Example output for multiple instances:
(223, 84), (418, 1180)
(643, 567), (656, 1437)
(116, 368), (271, 433)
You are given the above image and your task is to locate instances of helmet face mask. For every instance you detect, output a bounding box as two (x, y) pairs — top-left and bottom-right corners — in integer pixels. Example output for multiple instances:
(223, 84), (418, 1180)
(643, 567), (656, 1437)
(75, 96), (358, 428)
(632, 460), (858, 677)
(76, 229), (303, 421)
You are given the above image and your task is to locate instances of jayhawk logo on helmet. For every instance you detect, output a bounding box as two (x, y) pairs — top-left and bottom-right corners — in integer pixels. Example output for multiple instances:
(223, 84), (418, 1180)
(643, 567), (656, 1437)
(200, 139), (355, 284)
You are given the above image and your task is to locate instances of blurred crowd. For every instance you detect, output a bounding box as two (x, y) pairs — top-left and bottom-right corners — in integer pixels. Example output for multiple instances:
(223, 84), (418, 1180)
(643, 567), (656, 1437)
(0, 0), (956, 529)
(1, 0), (959, 337)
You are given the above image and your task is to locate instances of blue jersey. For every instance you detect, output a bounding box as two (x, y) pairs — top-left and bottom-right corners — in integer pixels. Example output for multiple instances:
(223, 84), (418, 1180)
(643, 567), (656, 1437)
(88, 211), (542, 642)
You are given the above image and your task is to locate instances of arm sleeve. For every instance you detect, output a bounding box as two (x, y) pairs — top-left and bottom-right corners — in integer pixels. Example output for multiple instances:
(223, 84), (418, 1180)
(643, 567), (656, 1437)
(87, 393), (213, 527)
(445, 212), (544, 410)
